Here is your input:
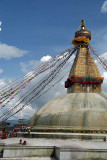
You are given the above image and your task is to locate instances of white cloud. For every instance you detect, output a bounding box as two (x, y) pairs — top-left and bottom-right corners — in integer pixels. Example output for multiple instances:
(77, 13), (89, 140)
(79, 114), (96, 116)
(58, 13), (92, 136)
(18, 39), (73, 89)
(102, 71), (107, 93)
(0, 21), (2, 31)
(20, 62), (28, 73)
(12, 104), (36, 120)
(20, 60), (40, 73)
(0, 68), (3, 74)
(91, 29), (107, 92)
(20, 55), (52, 73)
(0, 43), (28, 60)
(103, 72), (107, 79)
(0, 79), (5, 87)
(40, 55), (52, 62)
(95, 51), (107, 93)
(101, 0), (107, 13)
(91, 28), (107, 54)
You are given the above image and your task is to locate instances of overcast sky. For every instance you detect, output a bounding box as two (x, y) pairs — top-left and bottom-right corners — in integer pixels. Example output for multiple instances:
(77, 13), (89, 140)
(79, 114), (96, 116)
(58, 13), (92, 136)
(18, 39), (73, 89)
(0, 0), (107, 120)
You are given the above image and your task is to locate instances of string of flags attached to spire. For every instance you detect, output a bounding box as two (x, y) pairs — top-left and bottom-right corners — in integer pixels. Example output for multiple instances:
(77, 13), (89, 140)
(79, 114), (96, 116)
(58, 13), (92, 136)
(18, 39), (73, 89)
(0, 47), (76, 123)
(0, 46), (75, 110)
(89, 45), (107, 71)
(0, 43), (107, 123)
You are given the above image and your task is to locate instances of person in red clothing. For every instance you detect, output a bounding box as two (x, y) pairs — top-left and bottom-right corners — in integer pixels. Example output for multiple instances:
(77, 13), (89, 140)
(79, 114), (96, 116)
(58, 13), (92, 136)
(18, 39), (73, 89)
(1, 132), (6, 139)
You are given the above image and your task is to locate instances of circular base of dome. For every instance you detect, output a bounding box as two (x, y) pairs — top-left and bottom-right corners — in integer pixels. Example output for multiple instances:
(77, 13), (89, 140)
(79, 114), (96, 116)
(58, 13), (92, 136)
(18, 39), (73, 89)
(17, 131), (107, 141)
(31, 126), (107, 134)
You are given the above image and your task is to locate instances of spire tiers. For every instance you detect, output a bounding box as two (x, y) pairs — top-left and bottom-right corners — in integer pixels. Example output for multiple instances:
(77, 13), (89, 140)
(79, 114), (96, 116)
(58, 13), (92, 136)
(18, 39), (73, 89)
(75, 19), (91, 40)
(72, 19), (91, 46)
(65, 19), (103, 93)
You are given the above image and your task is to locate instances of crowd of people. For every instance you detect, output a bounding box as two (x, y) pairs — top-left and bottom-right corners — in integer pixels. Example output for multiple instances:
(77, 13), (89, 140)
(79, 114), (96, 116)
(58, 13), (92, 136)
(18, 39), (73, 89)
(0, 131), (17, 139)
(0, 126), (30, 139)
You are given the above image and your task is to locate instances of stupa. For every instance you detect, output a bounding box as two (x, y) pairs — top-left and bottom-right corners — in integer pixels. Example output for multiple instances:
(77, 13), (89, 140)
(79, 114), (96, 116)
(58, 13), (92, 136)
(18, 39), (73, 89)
(1, 19), (107, 160)
(28, 19), (107, 134)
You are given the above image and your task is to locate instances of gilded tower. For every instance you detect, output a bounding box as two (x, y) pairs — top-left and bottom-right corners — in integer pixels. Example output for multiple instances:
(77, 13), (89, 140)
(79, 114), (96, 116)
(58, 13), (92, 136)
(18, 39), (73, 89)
(65, 19), (103, 93)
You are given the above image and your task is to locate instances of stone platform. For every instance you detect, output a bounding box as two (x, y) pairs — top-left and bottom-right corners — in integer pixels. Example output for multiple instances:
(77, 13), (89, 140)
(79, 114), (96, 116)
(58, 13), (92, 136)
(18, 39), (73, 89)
(0, 137), (107, 159)
(0, 158), (56, 160)
(17, 131), (107, 141)
(55, 147), (107, 160)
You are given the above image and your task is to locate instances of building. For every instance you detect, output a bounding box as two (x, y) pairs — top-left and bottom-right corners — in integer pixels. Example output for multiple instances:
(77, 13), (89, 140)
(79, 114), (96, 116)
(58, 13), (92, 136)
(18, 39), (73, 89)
(14, 119), (28, 132)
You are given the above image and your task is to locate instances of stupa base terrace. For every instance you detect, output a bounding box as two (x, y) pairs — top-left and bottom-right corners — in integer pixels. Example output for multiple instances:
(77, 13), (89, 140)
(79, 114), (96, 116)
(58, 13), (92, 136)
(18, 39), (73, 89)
(18, 130), (107, 141)
(0, 137), (107, 160)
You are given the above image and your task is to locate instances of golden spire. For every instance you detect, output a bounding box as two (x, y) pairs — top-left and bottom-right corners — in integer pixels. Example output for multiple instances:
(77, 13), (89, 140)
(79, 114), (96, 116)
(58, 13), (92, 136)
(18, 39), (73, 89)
(72, 19), (91, 46)
(65, 19), (103, 93)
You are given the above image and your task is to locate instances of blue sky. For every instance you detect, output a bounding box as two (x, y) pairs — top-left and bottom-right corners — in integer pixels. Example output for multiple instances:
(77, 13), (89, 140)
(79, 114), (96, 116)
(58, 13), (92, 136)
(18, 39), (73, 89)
(0, 0), (106, 79)
(0, 0), (107, 119)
